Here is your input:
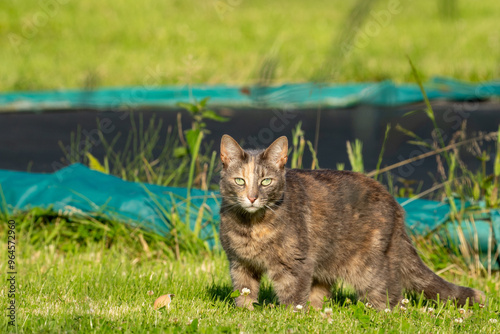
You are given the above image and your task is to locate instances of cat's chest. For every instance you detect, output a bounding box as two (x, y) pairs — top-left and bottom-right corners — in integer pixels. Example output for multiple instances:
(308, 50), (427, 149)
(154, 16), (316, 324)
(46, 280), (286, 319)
(225, 223), (278, 260)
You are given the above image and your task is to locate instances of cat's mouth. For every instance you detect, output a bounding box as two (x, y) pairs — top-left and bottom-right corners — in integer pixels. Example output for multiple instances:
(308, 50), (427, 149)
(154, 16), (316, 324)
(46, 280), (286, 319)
(239, 197), (266, 213)
(244, 206), (261, 213)
(241, 201), (264, 213)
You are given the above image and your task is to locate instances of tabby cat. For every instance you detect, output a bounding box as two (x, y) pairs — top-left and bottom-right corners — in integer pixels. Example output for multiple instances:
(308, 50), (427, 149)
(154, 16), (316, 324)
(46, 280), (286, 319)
(219, 134), (485, 310)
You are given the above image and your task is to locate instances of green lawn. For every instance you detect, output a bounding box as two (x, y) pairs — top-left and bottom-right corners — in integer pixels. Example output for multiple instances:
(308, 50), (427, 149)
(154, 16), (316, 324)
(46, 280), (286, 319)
(1, 0), (499, 91)
(1, 214), (499, 333)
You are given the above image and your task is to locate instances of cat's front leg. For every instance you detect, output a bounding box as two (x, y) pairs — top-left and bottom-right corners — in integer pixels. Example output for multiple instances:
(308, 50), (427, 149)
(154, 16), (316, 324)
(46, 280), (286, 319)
(268, 261), (313, 310)
(230, 260), (261, 310)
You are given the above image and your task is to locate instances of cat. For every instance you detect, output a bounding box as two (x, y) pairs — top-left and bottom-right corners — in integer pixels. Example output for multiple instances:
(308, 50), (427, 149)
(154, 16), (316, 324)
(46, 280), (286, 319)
(218, 134), (485, 311)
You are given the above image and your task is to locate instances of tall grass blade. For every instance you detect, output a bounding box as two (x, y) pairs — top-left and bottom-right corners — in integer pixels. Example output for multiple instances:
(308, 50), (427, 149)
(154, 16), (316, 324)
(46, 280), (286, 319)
(86, 152), (108, 174)
(374, 124), (390, 181)
(346, 139), (364, 173)
(408, 57), (450, 167)
(306, 140), (320, 170)
(0, 185), (10, 221)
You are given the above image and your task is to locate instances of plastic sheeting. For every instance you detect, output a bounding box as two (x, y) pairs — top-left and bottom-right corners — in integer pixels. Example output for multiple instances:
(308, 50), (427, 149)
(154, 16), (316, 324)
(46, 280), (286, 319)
(0, 164), (220, 243)
(0, 164), (498, 268)
(1, 77), (499, 112)
(400, 197), (500, 269)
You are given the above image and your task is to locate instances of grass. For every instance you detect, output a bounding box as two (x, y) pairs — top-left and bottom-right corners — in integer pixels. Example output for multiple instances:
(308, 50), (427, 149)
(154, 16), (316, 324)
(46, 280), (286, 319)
(1, 109), (499, 332)
(1, 215), (499, 333)
(1, 0), (500, 91)
(1, 50), (499, 330)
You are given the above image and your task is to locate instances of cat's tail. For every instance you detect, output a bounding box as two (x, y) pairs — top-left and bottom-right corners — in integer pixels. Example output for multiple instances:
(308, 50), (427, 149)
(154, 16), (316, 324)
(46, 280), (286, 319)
(400, 232), (486, 306)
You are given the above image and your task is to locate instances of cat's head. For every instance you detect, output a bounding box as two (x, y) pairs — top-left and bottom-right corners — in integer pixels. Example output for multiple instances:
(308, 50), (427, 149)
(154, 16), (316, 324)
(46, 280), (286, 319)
(219, 135), (288, 214)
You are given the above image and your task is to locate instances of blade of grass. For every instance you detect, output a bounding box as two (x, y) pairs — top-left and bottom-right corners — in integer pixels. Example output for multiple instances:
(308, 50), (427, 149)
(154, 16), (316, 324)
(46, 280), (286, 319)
(374, 124), (391, 181)
(408, 57), (450, 167)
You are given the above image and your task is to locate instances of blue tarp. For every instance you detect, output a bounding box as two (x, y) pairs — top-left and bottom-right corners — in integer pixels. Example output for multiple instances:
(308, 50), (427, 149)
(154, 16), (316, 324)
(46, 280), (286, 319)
(0, 164), (220, 243)
(400, 197), (500, 269)
(0, 164), (498, 268)
(0, 77), (499, 111)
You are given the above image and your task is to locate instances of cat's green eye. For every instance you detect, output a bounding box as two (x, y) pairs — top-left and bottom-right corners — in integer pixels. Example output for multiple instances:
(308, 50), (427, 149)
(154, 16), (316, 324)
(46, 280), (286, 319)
(234, 178), (245, 186)
(261, 178), (272, 186)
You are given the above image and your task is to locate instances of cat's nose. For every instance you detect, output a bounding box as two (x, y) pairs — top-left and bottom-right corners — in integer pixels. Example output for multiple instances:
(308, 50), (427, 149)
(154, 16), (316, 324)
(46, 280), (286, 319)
(247, 196), (257, 203)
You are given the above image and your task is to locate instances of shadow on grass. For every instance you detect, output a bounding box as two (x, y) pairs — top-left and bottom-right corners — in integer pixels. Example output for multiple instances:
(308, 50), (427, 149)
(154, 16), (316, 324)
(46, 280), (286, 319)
(331, 286), (359, 307)
(258, 283), (279, 306)
(207, 281), (360, 308)
(206, 282), (234, 306)
(206, 281), (278, 307)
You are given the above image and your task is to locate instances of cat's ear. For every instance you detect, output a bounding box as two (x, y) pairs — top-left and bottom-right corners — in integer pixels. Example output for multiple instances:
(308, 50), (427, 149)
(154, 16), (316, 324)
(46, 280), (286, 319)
(263, 136), (288, 169)
(220, 135), (246, 168)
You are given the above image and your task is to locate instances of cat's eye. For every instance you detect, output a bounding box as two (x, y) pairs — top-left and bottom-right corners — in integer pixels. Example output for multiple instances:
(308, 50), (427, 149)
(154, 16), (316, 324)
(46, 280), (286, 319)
(261, 178), (272, 186)
(234, 178), (245, 186)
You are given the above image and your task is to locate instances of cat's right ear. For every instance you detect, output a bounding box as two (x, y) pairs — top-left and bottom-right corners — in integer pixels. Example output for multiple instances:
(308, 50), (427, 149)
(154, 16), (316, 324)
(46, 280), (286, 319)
(220, 135), (246, 168)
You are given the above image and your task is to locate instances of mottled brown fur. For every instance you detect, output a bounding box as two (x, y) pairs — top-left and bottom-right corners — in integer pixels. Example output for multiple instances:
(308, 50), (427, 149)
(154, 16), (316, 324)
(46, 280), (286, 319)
(219, 135), (485, 310)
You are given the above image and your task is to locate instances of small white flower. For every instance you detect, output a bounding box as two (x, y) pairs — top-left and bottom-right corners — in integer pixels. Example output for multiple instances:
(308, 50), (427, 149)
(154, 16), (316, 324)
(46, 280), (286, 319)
(296, 304), (303, 310)
(324, 308), (333, 315)
(427, 307), (435, 313)
(454, 318), (463, 324)
(489, 318), (498, 324)
(479, 303), (485, 309)
(147, 290), (154, 296)
(365, 302), (373, 309)
(401, 298), (409, 305)
(384, 308), (391, 313)
(458, 308), (465, 314)
(400, 305), (407, 311)
(241, 288), (250, 296)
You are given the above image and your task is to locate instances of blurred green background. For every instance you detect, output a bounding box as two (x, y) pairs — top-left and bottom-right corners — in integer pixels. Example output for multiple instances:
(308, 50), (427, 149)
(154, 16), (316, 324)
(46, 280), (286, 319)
(1, 0), (499, 91)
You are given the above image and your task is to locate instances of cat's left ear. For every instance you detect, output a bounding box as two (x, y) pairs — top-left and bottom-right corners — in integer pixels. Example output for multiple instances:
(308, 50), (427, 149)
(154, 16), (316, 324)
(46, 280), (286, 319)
(263, 136), (288, 169)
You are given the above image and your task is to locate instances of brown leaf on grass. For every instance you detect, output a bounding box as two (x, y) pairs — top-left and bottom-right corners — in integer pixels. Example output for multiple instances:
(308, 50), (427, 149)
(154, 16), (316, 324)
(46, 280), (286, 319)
(154, 294), (175, 309)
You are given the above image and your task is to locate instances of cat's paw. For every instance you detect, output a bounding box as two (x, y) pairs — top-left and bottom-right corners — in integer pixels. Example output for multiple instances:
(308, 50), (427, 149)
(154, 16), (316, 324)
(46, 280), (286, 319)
(235, 297), (256, 311)
(472, 289), (487, 306)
